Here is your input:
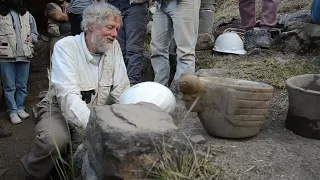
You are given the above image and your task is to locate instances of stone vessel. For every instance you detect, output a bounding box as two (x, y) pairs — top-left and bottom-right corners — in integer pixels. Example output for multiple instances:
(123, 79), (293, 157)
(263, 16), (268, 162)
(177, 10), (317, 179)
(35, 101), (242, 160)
(285, 74), (320, 140)
(179, 74), (274, 138)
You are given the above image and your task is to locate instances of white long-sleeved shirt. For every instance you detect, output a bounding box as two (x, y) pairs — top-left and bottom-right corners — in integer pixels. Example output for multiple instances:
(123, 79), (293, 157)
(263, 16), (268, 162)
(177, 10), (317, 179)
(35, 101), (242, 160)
(50, 32), (130, 128)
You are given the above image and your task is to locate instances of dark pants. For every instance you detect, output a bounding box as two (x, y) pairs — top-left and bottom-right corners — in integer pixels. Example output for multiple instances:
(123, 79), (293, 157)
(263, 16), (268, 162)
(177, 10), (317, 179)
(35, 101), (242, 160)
(68, 13), (83, 36)
(117, 3), (148, 84)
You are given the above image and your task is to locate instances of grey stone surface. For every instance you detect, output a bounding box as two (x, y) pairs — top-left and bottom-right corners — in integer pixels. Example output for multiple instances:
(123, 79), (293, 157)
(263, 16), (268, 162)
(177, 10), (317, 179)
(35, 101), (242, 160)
(311, 56), (320, 66)
(179, 74), (274, 138)
(84, 102), (178, 179)
(282, 21), (320, 53)
(274, 56), (290, 66)
(74, 143), (87, 179)
(278, 10), (312, 25)
(81, 153), (97, 180)
(190, 135), (206, 144)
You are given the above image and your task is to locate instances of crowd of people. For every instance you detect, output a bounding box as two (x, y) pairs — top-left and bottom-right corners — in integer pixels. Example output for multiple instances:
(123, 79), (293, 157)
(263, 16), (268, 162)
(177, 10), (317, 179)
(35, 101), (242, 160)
(0, 0), (319, 179)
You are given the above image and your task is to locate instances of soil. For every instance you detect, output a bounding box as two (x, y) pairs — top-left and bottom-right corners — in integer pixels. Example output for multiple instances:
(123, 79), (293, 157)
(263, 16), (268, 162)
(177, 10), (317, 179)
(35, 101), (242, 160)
(0, 102), (36, 180)
(172, 84), (320, 180)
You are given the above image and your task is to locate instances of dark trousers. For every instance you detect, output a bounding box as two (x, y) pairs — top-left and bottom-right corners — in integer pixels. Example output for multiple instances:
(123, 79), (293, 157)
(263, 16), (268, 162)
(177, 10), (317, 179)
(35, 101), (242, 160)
(68, 13), (83, 36)
(117, 3), (148, 84)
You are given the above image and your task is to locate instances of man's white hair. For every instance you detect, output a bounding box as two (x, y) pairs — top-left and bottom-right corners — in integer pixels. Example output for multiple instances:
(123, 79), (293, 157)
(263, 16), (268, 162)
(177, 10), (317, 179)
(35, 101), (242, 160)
(81, 2), (122, 32)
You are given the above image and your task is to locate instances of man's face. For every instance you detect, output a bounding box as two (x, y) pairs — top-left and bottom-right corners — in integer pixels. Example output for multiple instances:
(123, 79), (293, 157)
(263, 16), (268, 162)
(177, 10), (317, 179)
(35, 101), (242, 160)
(90, 16), (121, 53)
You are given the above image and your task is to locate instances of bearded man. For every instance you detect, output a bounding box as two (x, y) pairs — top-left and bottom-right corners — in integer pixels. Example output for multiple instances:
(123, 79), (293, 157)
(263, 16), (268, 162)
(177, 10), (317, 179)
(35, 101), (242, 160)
(20, 3), (130, 179)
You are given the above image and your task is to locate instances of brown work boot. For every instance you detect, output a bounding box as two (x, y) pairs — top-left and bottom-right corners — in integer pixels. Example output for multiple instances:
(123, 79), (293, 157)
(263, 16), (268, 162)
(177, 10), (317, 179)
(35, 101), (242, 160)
(0, 123), (12, 138)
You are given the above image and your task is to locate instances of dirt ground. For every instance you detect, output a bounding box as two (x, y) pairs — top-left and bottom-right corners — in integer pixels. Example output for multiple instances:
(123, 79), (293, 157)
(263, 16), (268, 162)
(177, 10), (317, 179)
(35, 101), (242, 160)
(173, 88), (320, 180)
(0, 102), (36, 180)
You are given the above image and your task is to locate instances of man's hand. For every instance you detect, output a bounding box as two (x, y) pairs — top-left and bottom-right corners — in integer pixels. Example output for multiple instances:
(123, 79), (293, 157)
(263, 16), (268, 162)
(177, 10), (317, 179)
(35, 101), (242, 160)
(81, 90), (95, 104)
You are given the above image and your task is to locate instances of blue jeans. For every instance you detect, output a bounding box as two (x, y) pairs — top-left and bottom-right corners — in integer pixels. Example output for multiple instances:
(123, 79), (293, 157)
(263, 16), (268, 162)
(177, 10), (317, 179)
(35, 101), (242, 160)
(150, 0), (201, 86)
(0, 62), (30, 114)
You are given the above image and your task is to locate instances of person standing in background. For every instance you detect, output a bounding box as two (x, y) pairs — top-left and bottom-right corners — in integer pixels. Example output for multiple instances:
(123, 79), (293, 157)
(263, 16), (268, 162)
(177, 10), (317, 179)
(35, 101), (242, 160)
(150, 0), (200, 90)
(108, 0), (148, 86)
(45, 0), (71, 54)
(0, 0), (38, 125)
(238, 0), (280, 53)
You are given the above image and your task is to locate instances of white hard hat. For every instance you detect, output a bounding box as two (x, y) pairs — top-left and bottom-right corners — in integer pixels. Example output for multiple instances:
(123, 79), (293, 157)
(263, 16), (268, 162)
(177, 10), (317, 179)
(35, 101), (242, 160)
(119, 82), (176, 114)
(213, 32), (246, 55)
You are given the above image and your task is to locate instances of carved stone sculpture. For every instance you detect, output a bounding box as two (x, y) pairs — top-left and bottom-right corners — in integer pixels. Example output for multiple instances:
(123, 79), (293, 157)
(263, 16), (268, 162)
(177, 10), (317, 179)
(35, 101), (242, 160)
(179, 74), (274, 138)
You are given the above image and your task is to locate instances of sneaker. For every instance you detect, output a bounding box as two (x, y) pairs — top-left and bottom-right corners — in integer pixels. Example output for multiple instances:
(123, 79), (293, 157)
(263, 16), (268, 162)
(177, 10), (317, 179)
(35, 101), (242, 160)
(256, 29), (271, 49)
(9, 113), (22, 125)
(17, 109), (30, 119)
(244, 30), (257, 51)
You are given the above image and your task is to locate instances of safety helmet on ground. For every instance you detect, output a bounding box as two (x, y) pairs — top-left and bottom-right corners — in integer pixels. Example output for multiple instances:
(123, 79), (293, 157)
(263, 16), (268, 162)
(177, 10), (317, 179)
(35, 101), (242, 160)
(119, 82), (176, 114)
(213, 32), (246, 55)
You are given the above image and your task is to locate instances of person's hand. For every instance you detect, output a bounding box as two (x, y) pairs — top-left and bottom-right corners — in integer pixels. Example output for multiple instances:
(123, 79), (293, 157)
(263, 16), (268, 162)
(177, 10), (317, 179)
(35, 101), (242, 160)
(81, 89), (95, 104)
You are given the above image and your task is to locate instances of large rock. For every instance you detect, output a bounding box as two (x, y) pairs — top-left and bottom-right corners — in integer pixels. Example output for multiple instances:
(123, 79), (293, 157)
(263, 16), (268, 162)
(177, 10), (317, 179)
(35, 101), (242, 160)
(84, 102), (178, 179)
(278, 10), (312, 25)
(282, 21), (320, 53)
(196, 33), (215, 51)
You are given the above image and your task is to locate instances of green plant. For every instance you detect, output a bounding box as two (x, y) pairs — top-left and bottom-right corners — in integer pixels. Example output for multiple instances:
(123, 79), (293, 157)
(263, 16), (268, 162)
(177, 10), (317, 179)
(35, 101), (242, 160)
(50, 125), (76, 180)
(146, 135), (222, 180)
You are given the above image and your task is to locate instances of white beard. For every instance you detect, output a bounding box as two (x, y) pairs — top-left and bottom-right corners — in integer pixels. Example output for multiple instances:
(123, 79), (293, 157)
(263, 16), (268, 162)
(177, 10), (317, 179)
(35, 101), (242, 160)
(91, 34), (112, 53)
